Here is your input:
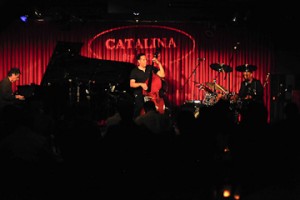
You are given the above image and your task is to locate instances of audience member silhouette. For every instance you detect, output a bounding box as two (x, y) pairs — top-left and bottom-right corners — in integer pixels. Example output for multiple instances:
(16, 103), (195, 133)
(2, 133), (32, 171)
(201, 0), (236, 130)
(135, 100), (174, 135)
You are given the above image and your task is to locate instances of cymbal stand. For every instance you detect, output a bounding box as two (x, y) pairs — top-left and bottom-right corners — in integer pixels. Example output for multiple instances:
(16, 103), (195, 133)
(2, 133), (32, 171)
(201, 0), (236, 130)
(213, 71), (221, 93)
(227, 42), (239, 91)
(213, 78), (217, 93)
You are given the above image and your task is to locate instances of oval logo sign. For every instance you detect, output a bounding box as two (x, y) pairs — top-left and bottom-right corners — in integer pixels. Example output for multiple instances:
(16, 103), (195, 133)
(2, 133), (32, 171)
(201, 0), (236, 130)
(88, 25), (195, 63)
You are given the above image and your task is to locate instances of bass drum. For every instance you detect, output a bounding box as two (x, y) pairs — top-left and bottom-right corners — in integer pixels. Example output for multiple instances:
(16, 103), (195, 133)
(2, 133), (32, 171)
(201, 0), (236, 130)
(183, 100), (202, 118)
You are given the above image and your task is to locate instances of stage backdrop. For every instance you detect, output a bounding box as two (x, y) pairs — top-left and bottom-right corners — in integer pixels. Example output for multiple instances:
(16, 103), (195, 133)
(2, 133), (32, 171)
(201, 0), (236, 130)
(0, 20), (273, 118)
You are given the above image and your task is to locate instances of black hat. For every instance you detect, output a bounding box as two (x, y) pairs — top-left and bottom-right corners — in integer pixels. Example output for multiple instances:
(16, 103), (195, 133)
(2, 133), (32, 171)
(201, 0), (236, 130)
(236, 64), (257, 72)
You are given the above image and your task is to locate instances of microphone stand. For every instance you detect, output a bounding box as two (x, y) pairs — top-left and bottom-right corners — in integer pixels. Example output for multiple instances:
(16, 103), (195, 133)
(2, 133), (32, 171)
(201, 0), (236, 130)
(181, 59), (201, 101)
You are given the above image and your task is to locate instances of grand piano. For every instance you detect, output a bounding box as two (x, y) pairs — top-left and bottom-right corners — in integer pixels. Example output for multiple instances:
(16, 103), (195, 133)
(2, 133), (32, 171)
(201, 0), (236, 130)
(33, 41), (136, 120)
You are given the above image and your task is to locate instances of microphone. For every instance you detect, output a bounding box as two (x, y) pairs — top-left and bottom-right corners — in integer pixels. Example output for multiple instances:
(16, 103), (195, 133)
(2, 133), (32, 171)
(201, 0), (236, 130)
(198, 57), (205, 61)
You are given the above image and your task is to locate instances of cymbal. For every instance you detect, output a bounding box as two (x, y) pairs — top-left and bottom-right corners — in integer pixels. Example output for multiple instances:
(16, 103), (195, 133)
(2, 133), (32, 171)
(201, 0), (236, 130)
(210, 63), (233, 73)
(196, 83), (214, 93)
(205, 82), (228, 93)
(236, 64), (257, 72)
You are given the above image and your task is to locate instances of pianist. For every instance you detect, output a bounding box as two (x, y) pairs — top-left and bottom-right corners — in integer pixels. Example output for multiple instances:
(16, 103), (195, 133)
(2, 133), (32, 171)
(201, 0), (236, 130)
(0, 67), (25, 111)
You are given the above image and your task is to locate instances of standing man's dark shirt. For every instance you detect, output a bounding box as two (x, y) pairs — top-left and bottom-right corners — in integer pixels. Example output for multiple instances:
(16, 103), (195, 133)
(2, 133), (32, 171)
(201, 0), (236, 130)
(130, 65), (158, 98)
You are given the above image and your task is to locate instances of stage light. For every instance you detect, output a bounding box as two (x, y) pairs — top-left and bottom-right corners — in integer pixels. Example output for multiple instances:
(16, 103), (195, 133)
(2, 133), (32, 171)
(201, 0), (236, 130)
(20, 15), (28, 22)
(232, 12), (239, 23)
(20, 8), (46, 22)
(33, 9), (42, 18)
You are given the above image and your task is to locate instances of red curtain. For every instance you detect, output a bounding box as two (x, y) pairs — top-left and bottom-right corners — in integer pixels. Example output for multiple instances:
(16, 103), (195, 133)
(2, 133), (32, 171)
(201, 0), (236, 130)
(0, 21), (273, 119)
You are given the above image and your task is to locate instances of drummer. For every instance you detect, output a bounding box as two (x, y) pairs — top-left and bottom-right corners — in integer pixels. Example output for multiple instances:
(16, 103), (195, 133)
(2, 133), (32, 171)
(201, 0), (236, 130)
(232, 64), (264, 105)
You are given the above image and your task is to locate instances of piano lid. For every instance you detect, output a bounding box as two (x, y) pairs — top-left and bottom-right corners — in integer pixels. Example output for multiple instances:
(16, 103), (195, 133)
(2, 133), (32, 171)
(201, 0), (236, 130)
(41, 41), (136, 91)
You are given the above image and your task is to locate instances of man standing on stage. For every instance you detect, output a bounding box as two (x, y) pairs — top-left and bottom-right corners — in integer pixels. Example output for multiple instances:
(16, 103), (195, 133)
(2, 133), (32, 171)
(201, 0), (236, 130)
(129, 52), (165, 119)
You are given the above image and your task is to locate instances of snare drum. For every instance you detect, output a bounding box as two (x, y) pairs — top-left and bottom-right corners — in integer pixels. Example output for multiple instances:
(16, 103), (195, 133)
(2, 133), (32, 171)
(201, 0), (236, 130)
(202, 93), (217, 106)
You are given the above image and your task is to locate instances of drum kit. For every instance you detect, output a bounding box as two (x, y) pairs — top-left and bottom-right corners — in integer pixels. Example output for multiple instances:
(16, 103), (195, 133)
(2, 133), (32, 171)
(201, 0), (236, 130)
(192, 63), (234, 106)
(194, 63), (257, 105)
(199, 82), (228, 106)
(184, 63), (257, 118)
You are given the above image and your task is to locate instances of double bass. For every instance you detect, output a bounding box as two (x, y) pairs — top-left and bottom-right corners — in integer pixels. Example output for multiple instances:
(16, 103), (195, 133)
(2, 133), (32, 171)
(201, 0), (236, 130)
(142, 51), (165, 114)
